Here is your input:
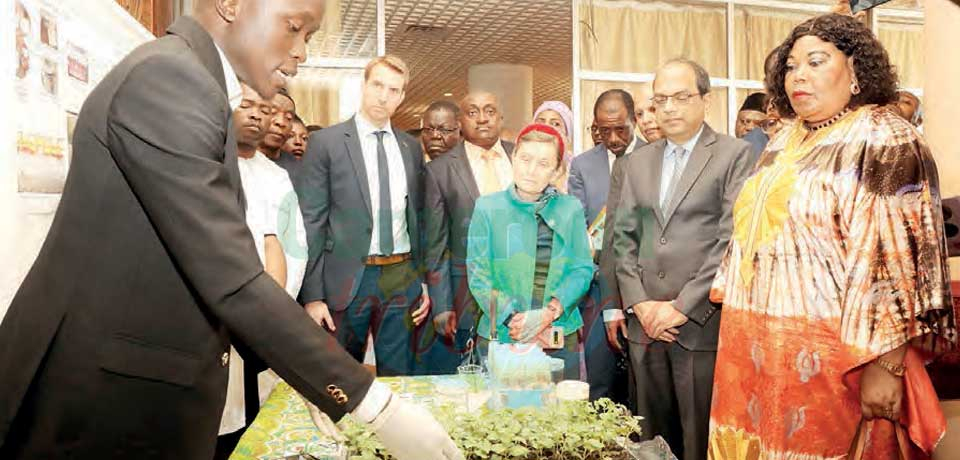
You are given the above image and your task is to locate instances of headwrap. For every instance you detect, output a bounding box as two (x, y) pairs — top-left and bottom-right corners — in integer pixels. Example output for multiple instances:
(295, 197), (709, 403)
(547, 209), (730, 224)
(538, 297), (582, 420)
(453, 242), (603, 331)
(515, 123), (565, 166)
(532, 101), (574, 139)
(739, 92), (767, 113)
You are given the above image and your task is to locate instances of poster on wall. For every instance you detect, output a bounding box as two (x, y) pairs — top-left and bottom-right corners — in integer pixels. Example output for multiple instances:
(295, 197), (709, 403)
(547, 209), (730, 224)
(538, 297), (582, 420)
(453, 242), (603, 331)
(13, 0), (68, 194)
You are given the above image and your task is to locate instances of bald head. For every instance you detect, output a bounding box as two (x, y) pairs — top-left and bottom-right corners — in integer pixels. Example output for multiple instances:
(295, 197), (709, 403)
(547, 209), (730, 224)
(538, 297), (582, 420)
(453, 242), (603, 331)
(460, 91), (503, 149)
(192, 0), (325, 99)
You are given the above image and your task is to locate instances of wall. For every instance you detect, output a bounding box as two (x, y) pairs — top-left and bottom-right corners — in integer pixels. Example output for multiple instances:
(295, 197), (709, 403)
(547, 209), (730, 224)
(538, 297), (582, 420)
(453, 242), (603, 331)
(1, 0), (153, 319)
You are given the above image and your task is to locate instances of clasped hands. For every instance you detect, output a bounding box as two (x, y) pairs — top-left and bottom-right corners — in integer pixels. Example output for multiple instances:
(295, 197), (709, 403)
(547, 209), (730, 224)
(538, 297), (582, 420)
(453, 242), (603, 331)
(507, 299), (562, 342)
(632, 300), (687, 342)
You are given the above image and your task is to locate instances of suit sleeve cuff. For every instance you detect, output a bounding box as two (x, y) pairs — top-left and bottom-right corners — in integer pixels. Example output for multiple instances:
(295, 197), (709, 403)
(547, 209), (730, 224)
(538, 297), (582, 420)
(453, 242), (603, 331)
(603, 309), (626, 323)
(351, 380), (392, 424)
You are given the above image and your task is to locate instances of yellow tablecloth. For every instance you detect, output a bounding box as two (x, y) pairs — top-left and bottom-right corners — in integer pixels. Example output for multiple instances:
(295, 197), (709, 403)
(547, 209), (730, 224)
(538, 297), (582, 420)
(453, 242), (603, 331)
(229, 376), (447, 460)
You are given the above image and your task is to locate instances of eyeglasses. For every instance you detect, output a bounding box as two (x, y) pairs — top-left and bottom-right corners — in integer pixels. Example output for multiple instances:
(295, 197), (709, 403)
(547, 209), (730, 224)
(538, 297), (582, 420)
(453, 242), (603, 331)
(423, 127), (458, 136)
(760, 118), (782, 131)
(651, 92), (702, 107)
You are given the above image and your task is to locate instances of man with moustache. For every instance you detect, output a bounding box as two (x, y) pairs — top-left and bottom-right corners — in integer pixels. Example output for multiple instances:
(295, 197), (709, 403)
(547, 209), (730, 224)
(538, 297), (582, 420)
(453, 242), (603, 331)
(420, 101), (461, 162)
(422, 92), (514, 373)
(612, 59), (751, 460)
(299, 55), (431, 377)
(0, 1), (460, 459)
(634, 83), (663, 143)
(568, 89), (642, 403)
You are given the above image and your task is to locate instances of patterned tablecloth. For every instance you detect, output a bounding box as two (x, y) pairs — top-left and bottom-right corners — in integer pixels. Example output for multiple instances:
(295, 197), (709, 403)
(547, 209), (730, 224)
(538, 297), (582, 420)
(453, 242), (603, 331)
(229, 376), (452, 460)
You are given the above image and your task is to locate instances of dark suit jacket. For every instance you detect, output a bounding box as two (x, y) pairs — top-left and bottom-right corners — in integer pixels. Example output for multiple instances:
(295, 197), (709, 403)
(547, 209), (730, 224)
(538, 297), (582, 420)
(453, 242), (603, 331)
(569, 142), (645, 314)
(0, 17), (373, 460)
(612, 124), (751, 351)
(568, 144), (611, 227)
(298, 116), (426, 310)
(423, 141), (514, 330)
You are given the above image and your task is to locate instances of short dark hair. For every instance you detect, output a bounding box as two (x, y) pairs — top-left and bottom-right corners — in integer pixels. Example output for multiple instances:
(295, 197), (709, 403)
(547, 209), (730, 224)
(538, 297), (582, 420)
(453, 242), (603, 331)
(291, 113), (305, 126)
(766, 13), (898, 118)
(593, 89), (636, 121)
(306, 124), (323, 133)
(424, 100), (460, 117)
(655, 58), (711, 96)
(275, 89), (296, 112)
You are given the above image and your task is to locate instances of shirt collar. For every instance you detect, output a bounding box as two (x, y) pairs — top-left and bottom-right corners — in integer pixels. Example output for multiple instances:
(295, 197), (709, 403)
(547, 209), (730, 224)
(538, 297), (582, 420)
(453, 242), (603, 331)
(605, 135), (639, 159)
(214, 43), (243, 111)
(355, 111), (393, 139)
(465, 139), (506, 159)
(666, 124), (705, 157)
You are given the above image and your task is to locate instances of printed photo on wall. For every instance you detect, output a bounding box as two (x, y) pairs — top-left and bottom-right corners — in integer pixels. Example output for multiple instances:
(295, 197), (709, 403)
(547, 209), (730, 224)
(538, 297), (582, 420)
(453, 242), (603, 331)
(39, 10), (57, 49)
(67, 43), (88, 83)
(15, 1), (32, 79)
(17, 132), (68, 194)
(41, 57), (57, 97)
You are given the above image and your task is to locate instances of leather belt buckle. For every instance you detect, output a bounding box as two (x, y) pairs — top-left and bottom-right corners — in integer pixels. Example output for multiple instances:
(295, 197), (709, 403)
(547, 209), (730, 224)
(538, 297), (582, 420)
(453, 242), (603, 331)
(363, 252), (412, 266)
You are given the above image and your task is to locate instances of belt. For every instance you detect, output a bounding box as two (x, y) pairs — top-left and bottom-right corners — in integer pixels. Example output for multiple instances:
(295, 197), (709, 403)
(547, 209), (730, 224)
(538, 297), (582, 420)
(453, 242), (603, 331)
(363, 252), (412, 266)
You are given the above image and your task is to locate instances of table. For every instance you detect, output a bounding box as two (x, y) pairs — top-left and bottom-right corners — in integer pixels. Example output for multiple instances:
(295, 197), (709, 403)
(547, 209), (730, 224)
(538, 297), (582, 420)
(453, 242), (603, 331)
(229, 376), (455, 460)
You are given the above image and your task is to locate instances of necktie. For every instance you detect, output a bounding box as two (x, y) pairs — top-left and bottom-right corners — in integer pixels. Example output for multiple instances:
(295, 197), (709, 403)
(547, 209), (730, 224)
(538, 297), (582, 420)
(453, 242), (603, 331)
(374, 131), (393, 255)
(479, 149), (501, 195)
(662, 146), (686, 210)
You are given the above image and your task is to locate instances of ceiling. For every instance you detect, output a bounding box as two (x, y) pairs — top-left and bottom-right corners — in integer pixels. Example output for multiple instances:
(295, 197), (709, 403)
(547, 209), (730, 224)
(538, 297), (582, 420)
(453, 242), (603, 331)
(300, 0), (923, 129)
(304, 0), (573, 130)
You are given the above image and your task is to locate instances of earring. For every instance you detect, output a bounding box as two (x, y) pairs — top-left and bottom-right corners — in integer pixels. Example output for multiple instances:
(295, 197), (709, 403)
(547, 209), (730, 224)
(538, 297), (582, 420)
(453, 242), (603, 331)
(850, 80), (861, 95)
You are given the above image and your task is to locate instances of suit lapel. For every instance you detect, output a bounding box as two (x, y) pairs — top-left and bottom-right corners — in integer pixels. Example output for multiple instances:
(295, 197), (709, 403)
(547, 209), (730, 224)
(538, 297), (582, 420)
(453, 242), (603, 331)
(648, 140), (667, 226)
(450, 143), (480, 200)
(395, 129), (417, 202)
(662, 125), (716, 227)
(344, 118), (372, 216)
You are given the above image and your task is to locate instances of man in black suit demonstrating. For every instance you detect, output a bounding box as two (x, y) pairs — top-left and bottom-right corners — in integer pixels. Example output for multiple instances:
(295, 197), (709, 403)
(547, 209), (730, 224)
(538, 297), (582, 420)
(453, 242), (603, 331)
(0, 1), (460, 460)
(299, 55), (431, 377)
(422, 92), (515, 373)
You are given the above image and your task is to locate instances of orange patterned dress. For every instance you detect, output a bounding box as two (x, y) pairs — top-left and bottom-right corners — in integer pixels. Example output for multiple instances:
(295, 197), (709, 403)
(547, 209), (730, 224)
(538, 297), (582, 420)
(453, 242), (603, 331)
(707, 106), (957, 459)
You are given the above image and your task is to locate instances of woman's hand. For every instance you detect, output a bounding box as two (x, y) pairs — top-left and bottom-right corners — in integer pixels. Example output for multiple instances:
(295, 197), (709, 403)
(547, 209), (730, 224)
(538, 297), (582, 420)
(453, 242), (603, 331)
(860, 353), (905, 421)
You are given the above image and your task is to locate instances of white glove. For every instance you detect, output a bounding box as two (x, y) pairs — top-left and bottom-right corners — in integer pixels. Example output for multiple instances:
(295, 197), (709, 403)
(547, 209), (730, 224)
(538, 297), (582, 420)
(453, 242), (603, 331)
(369, 395), (464, 460)
(301, 395), (346, 442)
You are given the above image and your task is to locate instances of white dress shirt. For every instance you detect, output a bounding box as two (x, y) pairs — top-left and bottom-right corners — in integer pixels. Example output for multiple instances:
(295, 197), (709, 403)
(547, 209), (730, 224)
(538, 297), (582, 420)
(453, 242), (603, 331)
(606, 136), (639, 174)
(464, 139), (513, 194)
(355, 112), (410, 256)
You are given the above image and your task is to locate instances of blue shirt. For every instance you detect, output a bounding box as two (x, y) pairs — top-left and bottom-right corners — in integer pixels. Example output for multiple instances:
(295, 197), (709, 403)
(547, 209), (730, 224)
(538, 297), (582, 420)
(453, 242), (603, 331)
(659, 124), (705, 207)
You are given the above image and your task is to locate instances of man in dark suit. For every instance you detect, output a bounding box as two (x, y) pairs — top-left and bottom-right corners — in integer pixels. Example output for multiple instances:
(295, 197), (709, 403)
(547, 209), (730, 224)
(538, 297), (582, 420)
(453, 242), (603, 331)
(0, 2), (459, 459)
(568, 89), (643, 403)
(299, 55), (430, 377)
(612, 59), (752, 460)
(423, 92), (514, 373)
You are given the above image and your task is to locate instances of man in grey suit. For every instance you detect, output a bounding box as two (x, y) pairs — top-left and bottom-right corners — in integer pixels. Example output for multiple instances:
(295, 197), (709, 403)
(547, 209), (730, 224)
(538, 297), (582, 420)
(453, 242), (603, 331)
(568, 89), (642, 402)
(423, 92), (514, 373)
(0, 2), (459, 459)
(299, 55), (430, 377)
(612, 59), (752, 460)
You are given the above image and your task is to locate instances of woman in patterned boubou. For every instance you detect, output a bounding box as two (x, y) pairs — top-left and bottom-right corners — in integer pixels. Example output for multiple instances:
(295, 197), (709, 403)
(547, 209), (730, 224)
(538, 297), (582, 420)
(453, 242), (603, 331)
(707, 13), (956, 460)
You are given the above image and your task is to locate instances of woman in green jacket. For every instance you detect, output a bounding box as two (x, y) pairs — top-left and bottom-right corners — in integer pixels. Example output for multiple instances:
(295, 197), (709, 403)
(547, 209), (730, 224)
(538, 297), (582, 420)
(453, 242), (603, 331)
(467, 123), (595, 379)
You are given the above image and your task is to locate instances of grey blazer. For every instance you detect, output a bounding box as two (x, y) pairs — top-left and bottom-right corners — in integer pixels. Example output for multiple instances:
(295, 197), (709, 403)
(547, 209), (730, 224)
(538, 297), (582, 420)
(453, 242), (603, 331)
(423, 141), (514, 329)
(612, 124), (752, 351)
(298, 117), (426, 310)
(0, 17), (373, 460)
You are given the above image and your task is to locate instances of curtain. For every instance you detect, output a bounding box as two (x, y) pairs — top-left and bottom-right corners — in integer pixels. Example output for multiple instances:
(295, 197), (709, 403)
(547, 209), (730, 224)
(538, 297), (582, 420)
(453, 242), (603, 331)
(734, 8), (815, 81)
(579, 1), (728, 76)
(288, 69), (350, 128)
(879, 20), (923, 89)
